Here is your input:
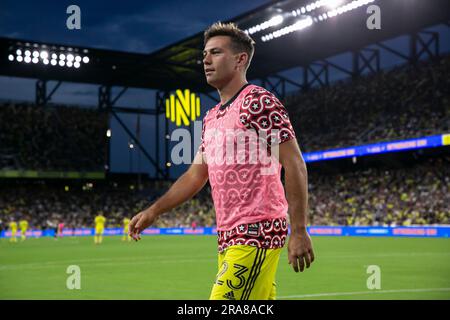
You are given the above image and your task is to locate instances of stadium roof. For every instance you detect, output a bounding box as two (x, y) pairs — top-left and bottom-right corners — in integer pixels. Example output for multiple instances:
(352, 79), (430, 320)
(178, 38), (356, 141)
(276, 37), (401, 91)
(1, 0), (449, 93)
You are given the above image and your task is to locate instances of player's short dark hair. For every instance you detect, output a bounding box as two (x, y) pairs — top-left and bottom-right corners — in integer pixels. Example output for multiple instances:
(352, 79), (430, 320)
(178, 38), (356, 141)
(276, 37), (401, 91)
(204, 22), (255, 70)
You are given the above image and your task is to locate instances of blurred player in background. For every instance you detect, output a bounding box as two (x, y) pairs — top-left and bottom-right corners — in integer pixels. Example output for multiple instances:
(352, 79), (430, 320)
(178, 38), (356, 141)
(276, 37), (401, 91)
(122, 217), (131, 242)
(19, 218), (28, 241)
(94, 213), (106, 244)
(57, 222), (64, 238)
(9, 220), (18, 243)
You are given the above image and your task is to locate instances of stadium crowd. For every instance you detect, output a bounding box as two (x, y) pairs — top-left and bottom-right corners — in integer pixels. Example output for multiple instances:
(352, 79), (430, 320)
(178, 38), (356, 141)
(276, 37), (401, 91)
(0, 156), (448, 231)
(1, 55), (449, 231)
(0, 101), (107, 171)
(284, 54), (450, 152)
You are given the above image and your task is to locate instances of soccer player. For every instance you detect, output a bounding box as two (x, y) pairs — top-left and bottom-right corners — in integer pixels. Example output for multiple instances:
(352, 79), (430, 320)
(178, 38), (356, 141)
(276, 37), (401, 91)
(19, 218), (29, 241)
(129, 22), (314, 300)
(94, 213), (106, 244)
(9, 220), (18, 243)
(122, 217), (131, 242)
(57, 222), (65, 238)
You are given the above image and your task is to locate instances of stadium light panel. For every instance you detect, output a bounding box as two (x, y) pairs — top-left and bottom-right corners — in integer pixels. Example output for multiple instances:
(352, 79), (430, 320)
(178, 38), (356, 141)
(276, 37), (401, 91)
(106, 129), (111, 137)
(9, 41), (90, 69)
(261, 17), (313, 42)
(245, 15), (284, 35)
(262, 0), (374, 42)
(324, 0), (344, 9)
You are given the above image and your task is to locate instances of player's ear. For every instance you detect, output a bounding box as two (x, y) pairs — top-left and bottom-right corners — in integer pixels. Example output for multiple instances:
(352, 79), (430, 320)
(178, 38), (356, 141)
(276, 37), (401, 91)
(235, 52), (248, 70)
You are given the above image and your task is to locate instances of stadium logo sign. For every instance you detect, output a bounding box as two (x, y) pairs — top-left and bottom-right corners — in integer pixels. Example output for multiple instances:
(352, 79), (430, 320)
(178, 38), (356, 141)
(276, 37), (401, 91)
(165, 89), (201, 127)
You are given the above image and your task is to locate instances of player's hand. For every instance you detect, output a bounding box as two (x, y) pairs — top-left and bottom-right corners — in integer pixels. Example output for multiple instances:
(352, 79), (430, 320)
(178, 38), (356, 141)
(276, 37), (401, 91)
(128, 209), (157, 241)
(288, 228), (315, 273)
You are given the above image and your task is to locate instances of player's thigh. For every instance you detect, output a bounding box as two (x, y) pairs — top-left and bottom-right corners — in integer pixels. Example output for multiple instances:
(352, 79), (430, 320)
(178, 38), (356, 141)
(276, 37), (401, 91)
(209, 245), (281, 300)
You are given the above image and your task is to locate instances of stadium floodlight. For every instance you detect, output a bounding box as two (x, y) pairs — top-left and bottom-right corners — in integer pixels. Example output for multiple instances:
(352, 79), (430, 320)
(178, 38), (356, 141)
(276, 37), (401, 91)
(40, 51), (48, 59)
(292, 0), (348, 16)
(325, 0), (375, 19)
(324, 0), (344, 9)
(9, 42), (89, 69)
(261, 16), (313, 42)
(129, 142), (134, 149)
(106, 129), (111, 138)
(246, 15), (284, 35)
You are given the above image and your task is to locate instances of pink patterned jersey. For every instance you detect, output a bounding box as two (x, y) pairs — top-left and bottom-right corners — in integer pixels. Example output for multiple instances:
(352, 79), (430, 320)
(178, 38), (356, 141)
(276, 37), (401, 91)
(200, 84), (296, 231)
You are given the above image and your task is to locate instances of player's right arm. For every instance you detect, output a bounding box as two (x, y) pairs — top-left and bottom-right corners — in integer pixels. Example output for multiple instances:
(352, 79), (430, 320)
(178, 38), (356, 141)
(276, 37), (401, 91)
(128, 151), (208, 241)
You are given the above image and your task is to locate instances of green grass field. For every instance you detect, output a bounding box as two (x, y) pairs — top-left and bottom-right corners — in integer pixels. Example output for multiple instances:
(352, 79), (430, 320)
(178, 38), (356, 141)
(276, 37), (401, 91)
(1, 235), (449, 300)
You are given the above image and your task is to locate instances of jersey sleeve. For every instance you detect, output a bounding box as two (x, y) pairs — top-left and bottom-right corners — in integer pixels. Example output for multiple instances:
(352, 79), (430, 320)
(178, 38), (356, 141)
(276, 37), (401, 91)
(239, 88), (296, 146)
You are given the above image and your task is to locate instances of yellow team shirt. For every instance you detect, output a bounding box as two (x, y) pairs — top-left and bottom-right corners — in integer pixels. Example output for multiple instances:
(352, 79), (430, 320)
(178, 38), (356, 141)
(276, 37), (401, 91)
(19, 220), (29, 230)
(9, 221), (17, 231)
(123, 218), (130, 230)
(95, 215), (106, 228)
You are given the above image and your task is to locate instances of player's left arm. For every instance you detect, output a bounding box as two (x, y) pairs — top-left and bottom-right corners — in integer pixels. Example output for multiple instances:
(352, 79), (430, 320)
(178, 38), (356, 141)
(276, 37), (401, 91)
(279, 138), (315, 273)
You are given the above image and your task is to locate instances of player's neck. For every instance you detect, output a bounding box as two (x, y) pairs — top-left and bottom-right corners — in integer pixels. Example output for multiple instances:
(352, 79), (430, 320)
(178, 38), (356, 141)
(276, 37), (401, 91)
(217, 76), (248, 106)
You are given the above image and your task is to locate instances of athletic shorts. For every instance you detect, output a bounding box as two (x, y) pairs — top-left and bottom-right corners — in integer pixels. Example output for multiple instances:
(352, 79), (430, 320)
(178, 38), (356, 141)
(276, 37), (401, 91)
(209, 245), (281, 300)
(95, 227), (104, 235)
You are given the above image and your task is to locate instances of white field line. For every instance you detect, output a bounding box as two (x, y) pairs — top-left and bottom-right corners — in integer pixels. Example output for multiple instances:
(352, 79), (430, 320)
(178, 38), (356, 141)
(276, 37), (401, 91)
(278, 287), (450, 299)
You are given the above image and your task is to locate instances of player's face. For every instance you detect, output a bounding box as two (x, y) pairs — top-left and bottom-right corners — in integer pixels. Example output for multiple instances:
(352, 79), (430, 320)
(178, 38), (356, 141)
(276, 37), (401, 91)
(203, 36), (240, 89)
